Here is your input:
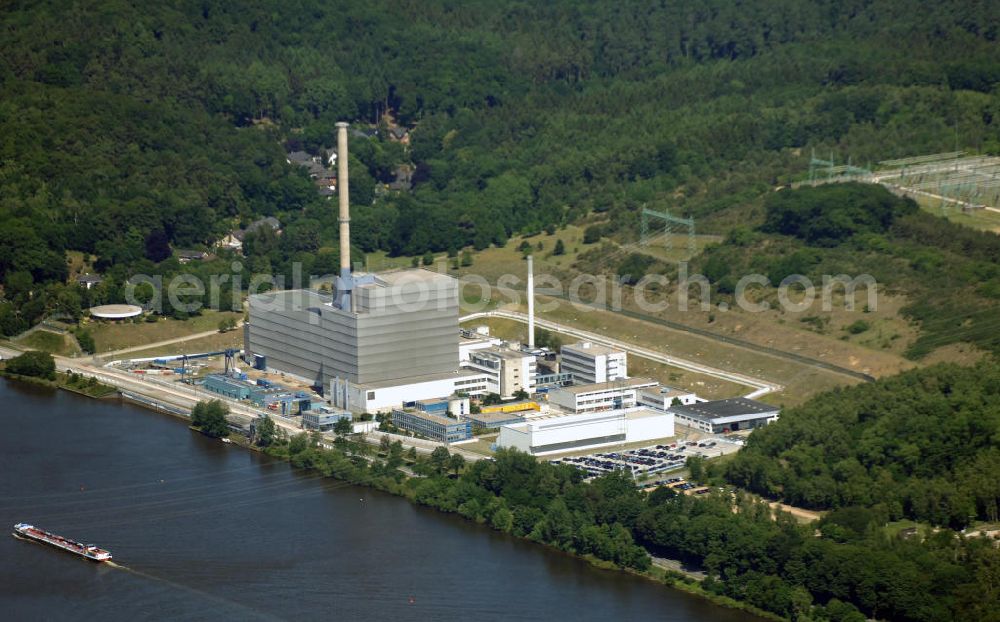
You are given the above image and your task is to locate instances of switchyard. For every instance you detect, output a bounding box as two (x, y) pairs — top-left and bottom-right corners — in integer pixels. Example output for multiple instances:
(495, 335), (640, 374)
(873, 152), (1000, 212)
(804, 149), (1000, 213)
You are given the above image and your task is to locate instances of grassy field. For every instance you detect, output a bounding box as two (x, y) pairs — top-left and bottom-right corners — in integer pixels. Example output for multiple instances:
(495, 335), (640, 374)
(362, 250), (422, 272)
(449, 224), (936, 407)
(484, 297), (861, 407)
(114, 331), (244, 361)
(60, 372), (118, 398)
(544, 299), (861, 406)
(65, 250), (95, 278)
(624, 233), (725, 264)
(458, 435), (499, 456)
(914, 196), (1000, 233)
(454, 223), (592, 285)
(86, 310), (242, 353)
(455, 226), (919, 374)
(15, 330), (80, 356)
(881, 519), (942, 540)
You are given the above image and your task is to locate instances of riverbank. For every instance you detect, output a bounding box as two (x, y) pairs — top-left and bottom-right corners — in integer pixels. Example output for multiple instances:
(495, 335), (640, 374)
(0, 369), (117, 399)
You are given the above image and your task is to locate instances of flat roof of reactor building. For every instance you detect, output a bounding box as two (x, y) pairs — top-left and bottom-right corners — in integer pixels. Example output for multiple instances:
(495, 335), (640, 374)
(360, 268), (455, 288)
(248, 288), (330, 306)
(248, 268), (454, 307)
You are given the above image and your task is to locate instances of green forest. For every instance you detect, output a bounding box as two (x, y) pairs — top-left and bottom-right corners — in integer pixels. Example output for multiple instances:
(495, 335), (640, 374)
(725, 361), (1000, 527)
(2, 0), (1000, 339)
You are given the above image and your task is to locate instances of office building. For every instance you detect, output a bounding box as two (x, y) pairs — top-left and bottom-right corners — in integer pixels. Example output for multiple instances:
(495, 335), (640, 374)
(391, 408), (472, 443)
(463, 346), (536, 399)
(548, 378), (658, 414)
(560, 341), (627, 384)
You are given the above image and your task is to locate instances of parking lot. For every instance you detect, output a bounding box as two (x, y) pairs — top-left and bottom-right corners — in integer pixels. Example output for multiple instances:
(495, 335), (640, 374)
(548, 435), (745, 479)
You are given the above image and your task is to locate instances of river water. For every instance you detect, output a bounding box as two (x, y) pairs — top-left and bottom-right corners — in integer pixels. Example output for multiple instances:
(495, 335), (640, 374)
(0, 380), (759, 621)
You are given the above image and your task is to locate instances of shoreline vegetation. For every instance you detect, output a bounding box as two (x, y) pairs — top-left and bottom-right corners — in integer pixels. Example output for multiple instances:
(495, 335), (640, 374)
(0, 367), (117, 400)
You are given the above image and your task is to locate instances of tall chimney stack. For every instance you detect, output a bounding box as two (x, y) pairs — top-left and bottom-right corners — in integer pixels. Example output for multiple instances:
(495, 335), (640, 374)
(336, 122), (351, 276)
(527, 255), (535, 348)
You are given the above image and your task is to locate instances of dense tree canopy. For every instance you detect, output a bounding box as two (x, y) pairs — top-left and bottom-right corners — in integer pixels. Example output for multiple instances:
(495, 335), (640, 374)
(725, 361), (1000, 527)
(190, 399), (230, 438)
(1, 1), (998, 331)
(763, 184), (917, 246)
(635, 489), (1000, 622)
(2, 350), (56, 380)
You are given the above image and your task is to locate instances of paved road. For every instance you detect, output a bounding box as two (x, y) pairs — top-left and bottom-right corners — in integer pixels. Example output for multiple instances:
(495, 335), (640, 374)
(461, 310), (783, 398)
(650, 555), (707, 581)
(365, 430), (488, 462)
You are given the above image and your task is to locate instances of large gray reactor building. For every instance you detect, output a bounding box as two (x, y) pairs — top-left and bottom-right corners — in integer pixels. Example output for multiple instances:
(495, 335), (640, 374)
(245, 268), (459, 389)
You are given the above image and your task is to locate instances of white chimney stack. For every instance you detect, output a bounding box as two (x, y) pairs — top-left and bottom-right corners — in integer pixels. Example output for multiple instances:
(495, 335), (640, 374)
(527, 255), (535, 348)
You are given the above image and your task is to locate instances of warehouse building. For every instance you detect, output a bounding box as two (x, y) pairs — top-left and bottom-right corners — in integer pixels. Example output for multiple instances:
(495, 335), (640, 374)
(202, 374), (313, 415)
(480, 400), (540, 415)
(548, 378), (658, 414)
(560, 341), (627, 384)
(391, 408), (472, 443)
(203, 374), (253, 400)
(253, 391), (312, 416)
(497, 408), (673, 456)
(669, 397), (779, 434)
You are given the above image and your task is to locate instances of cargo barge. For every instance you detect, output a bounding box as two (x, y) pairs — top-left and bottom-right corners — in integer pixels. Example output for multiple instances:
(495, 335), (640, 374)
(13, 523), (112, 562)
